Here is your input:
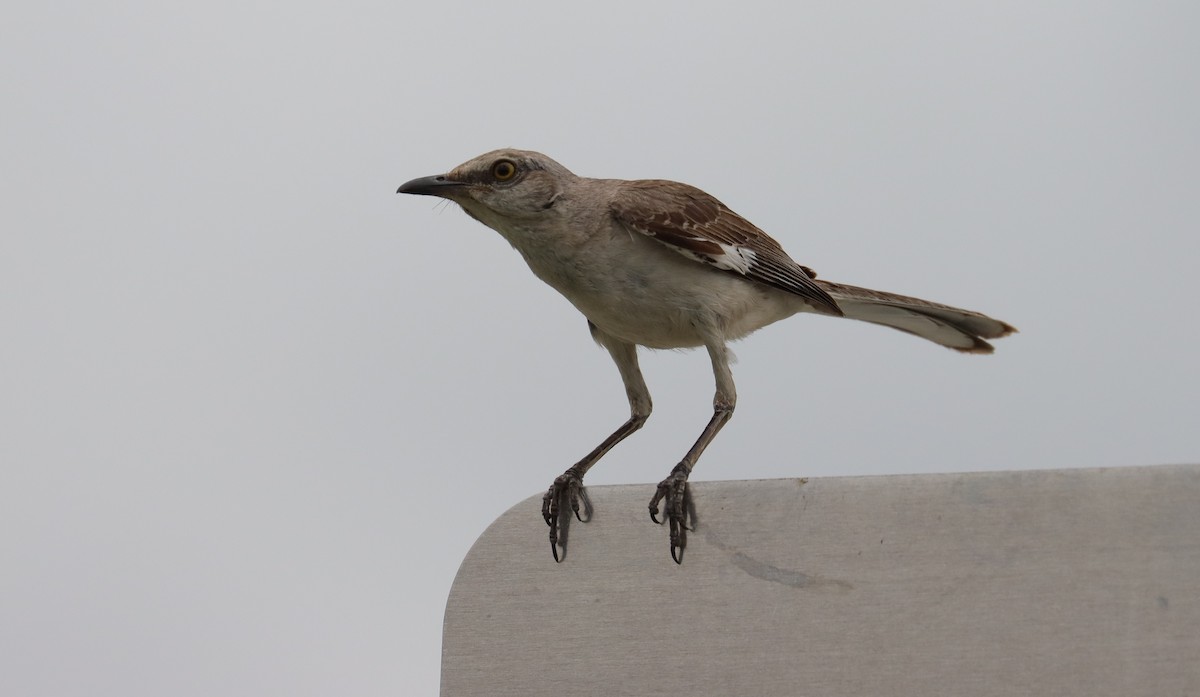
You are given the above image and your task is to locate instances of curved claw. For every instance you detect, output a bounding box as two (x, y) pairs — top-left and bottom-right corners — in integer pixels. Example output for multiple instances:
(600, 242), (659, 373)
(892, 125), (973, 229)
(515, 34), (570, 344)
(648, 483), (668, 524)
(667, 490), (688, 565)
(649, 463), (693, 563)
(543, 469), (590, 563)
(541, 487), (555, 527)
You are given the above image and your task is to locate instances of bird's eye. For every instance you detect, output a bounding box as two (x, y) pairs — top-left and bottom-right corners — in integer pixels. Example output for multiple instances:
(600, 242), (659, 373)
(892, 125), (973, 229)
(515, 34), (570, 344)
(491, 160), (517, 181)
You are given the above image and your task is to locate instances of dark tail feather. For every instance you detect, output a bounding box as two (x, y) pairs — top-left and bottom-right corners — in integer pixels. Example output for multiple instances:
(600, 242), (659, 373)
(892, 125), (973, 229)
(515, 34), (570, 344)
(816, 280), (1017, 354)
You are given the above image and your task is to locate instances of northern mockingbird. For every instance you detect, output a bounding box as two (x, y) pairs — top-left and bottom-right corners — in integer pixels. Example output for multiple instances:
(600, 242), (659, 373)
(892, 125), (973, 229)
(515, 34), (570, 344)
(397, 149), (1015, 563)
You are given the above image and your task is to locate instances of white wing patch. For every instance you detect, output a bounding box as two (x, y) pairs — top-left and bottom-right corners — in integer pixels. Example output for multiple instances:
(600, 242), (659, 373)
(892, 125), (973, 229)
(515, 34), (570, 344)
(663, 238), (759, 276)
(711, 243), (757, 274)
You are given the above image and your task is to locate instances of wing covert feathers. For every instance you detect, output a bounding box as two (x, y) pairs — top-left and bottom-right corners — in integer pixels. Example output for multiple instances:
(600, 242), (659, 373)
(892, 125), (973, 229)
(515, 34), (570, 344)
(611, 180), (843, 316)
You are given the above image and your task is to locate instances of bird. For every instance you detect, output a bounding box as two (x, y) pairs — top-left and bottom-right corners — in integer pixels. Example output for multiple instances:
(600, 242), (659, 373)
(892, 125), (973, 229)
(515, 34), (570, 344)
(397, 148), (1015, 563)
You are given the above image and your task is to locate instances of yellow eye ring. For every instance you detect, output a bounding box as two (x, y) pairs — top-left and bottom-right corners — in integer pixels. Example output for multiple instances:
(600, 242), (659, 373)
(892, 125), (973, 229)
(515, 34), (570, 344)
(491, 159), (517, 181)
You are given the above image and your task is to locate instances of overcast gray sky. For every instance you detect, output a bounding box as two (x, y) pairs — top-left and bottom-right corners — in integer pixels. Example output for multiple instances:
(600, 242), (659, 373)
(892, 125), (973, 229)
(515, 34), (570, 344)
(2, 1), (1197, 695)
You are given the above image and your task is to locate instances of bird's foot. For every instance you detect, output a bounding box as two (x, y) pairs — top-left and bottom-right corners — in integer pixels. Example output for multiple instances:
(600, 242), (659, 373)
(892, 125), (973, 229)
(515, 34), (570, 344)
(542, 467), (591, 562)
(649, 462), (693, 564)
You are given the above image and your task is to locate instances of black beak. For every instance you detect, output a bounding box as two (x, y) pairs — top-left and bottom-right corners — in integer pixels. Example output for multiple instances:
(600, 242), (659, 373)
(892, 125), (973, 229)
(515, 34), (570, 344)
(396, 174), (463, 196)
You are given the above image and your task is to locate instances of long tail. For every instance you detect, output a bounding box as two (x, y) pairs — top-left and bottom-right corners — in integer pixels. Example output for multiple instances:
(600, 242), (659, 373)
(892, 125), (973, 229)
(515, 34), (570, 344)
(816, 280), (1017, 354)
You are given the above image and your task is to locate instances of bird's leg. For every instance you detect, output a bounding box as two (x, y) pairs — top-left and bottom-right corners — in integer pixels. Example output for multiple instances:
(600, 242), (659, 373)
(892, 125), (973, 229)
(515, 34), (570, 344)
(543, 415), (645, 561)
(543, 330), (650, 562)
(649, 343), (736, 563)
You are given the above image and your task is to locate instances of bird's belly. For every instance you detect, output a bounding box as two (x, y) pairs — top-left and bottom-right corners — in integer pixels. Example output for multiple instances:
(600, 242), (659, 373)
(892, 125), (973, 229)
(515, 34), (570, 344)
(515, 228), (802, 349)
(565, 267), (801, 349)
(577, 298), (708, 349)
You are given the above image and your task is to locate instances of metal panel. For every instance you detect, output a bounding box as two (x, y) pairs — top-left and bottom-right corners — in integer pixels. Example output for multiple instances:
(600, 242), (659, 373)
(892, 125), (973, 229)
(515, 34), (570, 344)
(441, 465), (1199, 696)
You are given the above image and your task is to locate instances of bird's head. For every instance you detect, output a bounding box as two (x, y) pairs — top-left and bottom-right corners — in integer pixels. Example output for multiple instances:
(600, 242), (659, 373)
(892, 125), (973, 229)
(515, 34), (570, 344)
(397, 149), (576, 226)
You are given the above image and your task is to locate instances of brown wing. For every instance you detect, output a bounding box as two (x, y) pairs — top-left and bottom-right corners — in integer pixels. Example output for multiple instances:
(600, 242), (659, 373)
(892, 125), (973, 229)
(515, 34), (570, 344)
(610, 179), (842, 316)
